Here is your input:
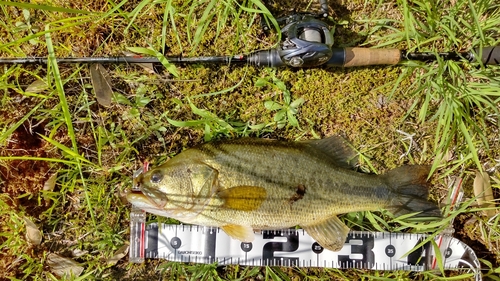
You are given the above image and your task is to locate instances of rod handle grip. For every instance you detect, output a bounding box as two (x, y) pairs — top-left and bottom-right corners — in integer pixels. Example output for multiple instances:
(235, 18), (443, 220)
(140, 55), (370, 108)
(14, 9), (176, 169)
(328, 48), (401, 67)
(476, 46), (500, 65)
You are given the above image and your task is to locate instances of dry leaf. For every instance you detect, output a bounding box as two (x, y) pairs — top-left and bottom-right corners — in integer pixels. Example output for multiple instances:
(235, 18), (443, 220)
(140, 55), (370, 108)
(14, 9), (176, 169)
(90, 63), (113, 107)
(43, 172), (57, 192)
(24, 217), (42, 245)
(72, 249), (88, 258)
(106, 244), (129, 266)
(473, 170), (496, 217)
(136, 62), (156, 74)
(47, 253), (84, 278)
(25, 79), (48, 94)
(439, 149), (453, 164)
(123, 51), (156, 74)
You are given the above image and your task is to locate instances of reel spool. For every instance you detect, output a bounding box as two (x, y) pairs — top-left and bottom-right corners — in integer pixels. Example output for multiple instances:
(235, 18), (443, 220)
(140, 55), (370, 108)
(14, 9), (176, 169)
(278, 15), (334, 67)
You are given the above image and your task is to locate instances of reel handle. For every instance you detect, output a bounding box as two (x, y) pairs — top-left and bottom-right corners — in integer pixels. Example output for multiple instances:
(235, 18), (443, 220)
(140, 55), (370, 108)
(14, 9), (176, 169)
(327, 48), (401, 67)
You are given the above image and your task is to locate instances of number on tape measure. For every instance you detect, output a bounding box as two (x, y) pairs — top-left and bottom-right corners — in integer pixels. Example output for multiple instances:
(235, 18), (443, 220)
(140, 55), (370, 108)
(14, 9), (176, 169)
(262, 230), (299, 266)
(407, 237), (430, 267)
(338, 233), (375, 268)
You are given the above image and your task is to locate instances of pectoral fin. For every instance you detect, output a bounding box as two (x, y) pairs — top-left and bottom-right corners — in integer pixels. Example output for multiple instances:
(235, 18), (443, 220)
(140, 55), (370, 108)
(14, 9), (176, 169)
(221, 224), (255, 242)
(217, 186), (267, 211)
(302, 216), (349, 252)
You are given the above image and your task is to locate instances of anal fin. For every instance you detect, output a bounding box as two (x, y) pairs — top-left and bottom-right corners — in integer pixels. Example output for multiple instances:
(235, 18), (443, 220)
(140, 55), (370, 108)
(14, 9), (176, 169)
(221, 224), (255, 242)
(302, 216), (349, 252)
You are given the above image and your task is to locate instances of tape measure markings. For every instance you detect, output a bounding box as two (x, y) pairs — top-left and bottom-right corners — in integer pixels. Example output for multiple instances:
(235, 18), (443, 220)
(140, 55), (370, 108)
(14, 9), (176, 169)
(135, 222), (479, 273)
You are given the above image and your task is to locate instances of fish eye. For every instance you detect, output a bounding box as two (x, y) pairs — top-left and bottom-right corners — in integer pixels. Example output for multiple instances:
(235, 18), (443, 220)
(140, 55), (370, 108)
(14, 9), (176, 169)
(150, 170), (163, 183)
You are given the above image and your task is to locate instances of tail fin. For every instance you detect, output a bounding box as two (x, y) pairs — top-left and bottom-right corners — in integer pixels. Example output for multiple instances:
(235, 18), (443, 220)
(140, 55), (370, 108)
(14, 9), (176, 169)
(384, 165), (442, 219)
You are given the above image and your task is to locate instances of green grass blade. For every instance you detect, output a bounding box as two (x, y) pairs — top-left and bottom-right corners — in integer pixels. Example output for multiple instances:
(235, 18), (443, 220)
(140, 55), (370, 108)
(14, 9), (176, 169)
(430, 239), (446, 276)
(245, 0), (279, 40)
(38, 134), (93, 165)
(126, 47), (179, 77)
(0, 1), (92, 14)
(467, 0), (485, 42)
(45, 27), (77, 153)
(458, 122), (482, 173)
(191, 69), (247, 98)
(0, 156), (81, 165)
(124, 0), (153, 34)
(45, 26), (96, 226)
(1, 16), (93, 50)
(191, 0), (217, 53)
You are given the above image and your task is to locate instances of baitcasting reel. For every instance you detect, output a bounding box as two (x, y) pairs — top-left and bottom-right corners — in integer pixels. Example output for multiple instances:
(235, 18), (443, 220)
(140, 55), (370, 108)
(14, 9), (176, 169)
(278, 14), (333, 67)
(249, 3), (335, 68)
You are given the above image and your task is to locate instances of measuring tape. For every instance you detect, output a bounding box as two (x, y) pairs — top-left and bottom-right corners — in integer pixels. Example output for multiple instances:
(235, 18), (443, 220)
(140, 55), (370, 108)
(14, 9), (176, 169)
(129, 208), (481, 279)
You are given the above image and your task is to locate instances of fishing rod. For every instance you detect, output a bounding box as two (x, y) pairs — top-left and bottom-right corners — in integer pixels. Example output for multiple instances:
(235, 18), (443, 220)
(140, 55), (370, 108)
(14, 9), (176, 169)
(1, 1), (499, 68)
(0, 44), (499, 67)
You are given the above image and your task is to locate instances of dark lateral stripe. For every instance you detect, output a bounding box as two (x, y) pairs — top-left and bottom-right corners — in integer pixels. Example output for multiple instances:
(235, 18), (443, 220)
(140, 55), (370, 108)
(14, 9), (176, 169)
(199, 143), (290, 187)
(196, 144), (218, 158)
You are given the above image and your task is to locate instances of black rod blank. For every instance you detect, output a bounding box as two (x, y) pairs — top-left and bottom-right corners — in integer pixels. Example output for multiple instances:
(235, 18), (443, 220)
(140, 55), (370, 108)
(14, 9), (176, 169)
(0, 55), (248, 65)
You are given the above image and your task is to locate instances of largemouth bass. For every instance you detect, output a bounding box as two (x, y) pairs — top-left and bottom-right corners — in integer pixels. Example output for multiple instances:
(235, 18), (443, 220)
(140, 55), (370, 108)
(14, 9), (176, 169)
(127, 136), (441, 251)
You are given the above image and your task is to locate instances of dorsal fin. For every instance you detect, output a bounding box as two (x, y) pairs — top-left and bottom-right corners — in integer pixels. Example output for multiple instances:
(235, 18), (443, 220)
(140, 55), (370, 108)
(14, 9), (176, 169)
(305, 136), (358, 168)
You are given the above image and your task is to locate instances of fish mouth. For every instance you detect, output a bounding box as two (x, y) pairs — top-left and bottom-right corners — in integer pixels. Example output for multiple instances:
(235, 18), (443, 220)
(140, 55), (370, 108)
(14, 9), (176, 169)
(126, 190), (167, 209)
